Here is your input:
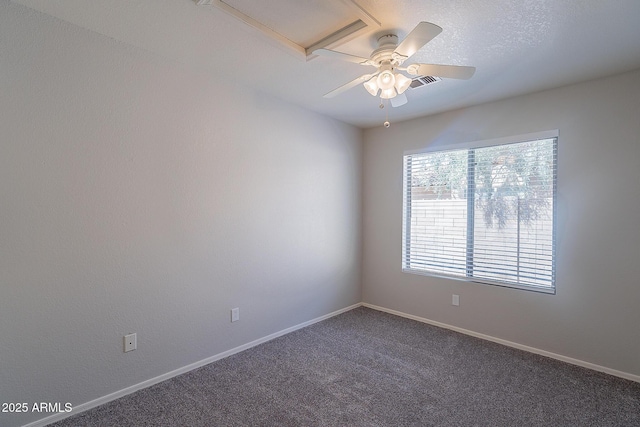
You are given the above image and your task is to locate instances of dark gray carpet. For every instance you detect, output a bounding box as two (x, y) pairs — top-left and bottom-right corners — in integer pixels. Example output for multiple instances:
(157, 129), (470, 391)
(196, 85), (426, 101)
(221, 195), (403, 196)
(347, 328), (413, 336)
(49, 307), (640, 426)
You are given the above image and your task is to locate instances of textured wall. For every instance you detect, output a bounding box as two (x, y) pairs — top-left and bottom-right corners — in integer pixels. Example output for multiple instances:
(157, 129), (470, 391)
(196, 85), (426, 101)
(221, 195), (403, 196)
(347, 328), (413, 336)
(0, 3), (362, 426)
(363, 68), (640, 378)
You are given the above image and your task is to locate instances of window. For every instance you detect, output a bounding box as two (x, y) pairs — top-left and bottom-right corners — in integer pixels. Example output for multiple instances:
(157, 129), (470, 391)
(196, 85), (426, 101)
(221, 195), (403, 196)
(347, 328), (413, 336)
(402, 131), (557, 293)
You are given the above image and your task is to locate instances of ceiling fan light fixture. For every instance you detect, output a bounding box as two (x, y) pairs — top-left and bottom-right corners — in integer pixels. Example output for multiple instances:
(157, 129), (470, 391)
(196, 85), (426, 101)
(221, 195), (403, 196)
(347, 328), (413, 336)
(363, 77), (379, 96)
(394, 73), (412, 94)
(318, 21), (476, 107)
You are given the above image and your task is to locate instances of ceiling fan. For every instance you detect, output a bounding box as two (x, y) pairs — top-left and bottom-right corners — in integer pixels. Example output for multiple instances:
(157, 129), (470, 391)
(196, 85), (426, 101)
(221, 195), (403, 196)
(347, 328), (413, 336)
(313, 22), (475, 108)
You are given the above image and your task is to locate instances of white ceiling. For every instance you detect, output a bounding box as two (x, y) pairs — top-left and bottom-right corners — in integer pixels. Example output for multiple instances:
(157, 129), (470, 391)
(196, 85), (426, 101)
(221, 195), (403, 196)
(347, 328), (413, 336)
(13, 0), (640, 128)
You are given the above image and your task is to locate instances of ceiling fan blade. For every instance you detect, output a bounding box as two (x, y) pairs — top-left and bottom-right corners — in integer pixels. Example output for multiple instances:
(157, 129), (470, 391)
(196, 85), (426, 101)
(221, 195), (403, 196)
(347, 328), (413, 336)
(313, 48), (373, 66)
(394, 22), (443, 59)
(407, 63), (476, 80)
(323, 73), (376, 98)
(390, 92), (407, 108)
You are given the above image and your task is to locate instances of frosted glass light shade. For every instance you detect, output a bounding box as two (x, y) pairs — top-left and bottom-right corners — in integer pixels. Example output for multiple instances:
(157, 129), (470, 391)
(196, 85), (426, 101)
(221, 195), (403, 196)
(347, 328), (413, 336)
(363, 77), (379, 96)
(394, 73), (412, 94)
(376, 71), (395, 90)
(380, 87), (397, 99)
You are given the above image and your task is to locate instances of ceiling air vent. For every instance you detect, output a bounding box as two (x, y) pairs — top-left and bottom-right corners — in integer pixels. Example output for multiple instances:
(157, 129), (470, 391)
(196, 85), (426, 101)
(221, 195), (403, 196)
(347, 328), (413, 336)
(409, 76), (442, 90)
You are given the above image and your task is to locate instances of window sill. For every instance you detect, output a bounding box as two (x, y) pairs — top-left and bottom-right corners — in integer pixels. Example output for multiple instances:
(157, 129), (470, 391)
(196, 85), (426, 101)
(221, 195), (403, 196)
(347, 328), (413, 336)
(402, 267), (556, 295)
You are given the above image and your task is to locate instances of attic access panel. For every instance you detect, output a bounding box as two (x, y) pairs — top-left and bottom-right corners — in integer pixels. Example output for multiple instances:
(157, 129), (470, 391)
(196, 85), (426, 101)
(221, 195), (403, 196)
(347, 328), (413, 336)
(195, 0), (379, 60)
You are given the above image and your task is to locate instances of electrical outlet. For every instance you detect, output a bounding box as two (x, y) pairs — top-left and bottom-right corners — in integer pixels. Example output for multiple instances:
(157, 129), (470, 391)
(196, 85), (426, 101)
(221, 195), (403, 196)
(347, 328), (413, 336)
(124, 333), (137, 352)
(231, 307), (240, 322)
(452, 294), (460, 306)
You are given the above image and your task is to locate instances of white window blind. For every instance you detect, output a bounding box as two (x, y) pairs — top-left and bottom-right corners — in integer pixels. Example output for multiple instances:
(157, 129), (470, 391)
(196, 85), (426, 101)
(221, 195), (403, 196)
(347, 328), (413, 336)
(402, 134), (557, 293)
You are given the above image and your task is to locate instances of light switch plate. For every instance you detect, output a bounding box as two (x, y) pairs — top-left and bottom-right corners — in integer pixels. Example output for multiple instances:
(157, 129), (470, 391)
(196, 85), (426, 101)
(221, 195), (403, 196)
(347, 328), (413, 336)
(452, 294), (460, 306)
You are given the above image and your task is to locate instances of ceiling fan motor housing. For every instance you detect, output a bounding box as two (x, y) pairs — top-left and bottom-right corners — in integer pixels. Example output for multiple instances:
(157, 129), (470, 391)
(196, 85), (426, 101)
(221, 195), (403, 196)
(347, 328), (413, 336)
(371, 34), (402, 66)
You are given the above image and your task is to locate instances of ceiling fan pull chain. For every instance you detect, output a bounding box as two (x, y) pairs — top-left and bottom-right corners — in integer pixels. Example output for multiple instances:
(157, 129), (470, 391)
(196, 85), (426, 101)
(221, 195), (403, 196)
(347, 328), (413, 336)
(384, 98), (390, 128)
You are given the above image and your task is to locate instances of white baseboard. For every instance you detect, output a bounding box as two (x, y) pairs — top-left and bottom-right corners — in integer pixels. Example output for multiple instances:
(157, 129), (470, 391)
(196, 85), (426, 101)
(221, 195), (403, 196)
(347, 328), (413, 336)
(22, 301), (639, 426)
(22, 303), (362, 427)
(362, 302), (640, 384)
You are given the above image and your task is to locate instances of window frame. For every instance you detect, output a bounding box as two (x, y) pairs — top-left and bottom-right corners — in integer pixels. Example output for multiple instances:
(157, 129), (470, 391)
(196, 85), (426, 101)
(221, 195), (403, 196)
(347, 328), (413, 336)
(402, 130), (558, 294)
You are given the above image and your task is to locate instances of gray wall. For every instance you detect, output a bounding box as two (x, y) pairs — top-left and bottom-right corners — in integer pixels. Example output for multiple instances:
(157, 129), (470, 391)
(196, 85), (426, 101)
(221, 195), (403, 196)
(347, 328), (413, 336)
(3, 1), (640, 425)
(363, 68), (640, 377)
(0, 3), (362, 426)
